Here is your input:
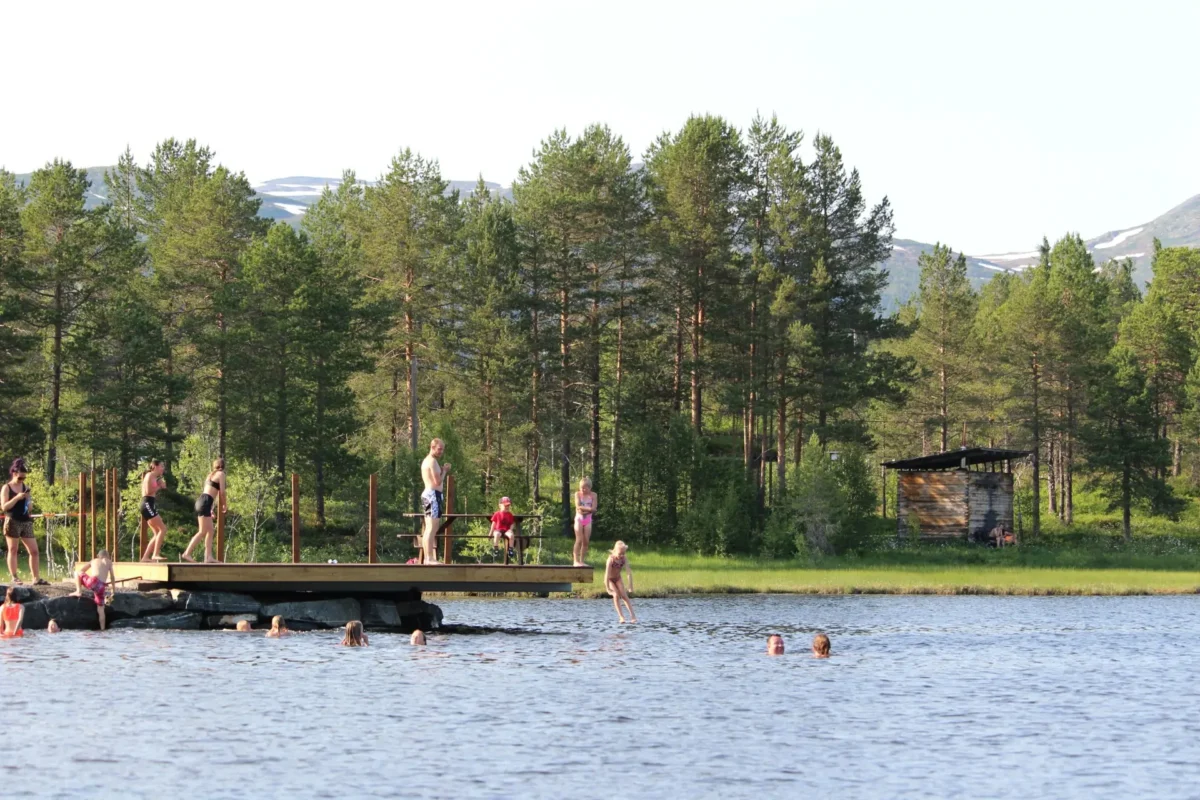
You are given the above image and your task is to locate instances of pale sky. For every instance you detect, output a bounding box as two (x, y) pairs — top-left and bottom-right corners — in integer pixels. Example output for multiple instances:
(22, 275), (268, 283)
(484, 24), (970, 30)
(3, 0), (1197, 254)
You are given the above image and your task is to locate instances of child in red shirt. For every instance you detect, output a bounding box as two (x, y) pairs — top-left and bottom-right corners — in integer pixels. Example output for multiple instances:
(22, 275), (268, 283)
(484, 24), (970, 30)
(490, 497), (516, 551)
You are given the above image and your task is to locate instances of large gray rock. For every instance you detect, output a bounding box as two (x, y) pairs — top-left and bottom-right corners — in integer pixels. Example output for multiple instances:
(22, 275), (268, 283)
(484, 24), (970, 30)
(110, 611), (203, 630)
(362, 598), (402, 628)
(205, 613), (258, 629)
(0, 584), (37, 603)
(261, 597), (360, 628)
(109, 591), (174, 618)
(397, 599), (443, 630)
(171, 590), (260, 614)
(21, 595), (101, 630)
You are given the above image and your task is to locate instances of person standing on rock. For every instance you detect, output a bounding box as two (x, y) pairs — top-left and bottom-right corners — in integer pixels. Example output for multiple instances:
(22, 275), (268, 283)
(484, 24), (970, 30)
(139, 460), (169, 562)
(420, 439), (451, 565)
(71, 549), (114, 631)
(181, 458), (227, 563)
(3, 459), (46, 585)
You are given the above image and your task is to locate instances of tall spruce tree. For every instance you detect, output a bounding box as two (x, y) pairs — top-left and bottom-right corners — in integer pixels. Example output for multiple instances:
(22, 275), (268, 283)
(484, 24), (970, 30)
(0, 171), (40, 456)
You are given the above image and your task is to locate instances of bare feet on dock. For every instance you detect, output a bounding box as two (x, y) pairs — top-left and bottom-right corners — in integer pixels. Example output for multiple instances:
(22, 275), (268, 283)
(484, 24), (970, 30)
(573, 561), (589, 568)
(204, 558), (221, 564)
(151, 555), (168, 562)
(424, 560), (442, 565)
(180, 553), (197, 563)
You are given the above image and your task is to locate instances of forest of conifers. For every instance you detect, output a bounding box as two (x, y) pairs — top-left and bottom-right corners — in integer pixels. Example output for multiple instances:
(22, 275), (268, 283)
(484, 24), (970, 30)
(3, 114), (1200, 555)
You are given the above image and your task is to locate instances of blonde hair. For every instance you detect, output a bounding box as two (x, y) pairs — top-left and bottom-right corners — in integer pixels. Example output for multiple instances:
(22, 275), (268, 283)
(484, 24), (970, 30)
(270, 615), (285, 632)
(579, 477), (592, 491)
(342, 620), (366, 646)
(610, 540), (627, 557)
(812, 633), (831, 657)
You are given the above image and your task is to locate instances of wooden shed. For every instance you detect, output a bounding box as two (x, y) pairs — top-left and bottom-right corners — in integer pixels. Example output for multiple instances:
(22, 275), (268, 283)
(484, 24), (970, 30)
(882, 448), (1030, 542)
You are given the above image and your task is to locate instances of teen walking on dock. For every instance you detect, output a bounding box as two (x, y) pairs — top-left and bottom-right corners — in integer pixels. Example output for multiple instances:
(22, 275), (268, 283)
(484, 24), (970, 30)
(182, 459), (227, 563)
(139, 460), (169, 562)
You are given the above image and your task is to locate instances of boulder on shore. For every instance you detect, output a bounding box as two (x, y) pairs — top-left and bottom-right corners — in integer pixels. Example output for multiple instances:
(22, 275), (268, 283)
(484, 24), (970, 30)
(171, 590), (261, 614)
(21, 595), (100, 630)
(109, 590), (174, 618)
(110, 611), (203, 630)
(261, 597), (360, 628)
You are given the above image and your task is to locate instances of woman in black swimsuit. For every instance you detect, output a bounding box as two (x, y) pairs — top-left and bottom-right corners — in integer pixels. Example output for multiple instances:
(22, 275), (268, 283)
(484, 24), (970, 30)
(2, 458), (46, 585)
(139, 459), (169, 562)
(181, 459), (227, 563)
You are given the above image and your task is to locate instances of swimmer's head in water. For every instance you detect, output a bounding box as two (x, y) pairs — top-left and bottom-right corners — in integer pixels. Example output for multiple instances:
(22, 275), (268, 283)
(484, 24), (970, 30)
(236, 620), (252, 632)
(270, 615), (285, 632)
(343, 620), (366, 646)
(812, 633), (831, 657)
(410, 630), (427, 645)
(48, 619), (60, 633)
(767, 634), (785, 655)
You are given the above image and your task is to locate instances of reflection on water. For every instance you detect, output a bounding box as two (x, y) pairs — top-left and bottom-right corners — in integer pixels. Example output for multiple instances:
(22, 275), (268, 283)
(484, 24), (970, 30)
(3, 595), (1199, 799)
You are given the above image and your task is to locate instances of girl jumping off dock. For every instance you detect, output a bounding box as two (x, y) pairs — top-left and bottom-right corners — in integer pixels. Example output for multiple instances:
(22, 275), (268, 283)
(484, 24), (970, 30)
(604, 541), (636, 623)
(139, 460), (169, 562)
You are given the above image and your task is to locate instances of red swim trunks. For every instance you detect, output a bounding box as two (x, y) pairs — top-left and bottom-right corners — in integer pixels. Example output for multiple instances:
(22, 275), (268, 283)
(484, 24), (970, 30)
(80, 574), (107, 606)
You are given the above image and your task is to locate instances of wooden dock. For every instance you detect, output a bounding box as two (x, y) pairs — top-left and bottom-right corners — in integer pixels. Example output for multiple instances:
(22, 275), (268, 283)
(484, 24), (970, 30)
(111, 561), (593, 594)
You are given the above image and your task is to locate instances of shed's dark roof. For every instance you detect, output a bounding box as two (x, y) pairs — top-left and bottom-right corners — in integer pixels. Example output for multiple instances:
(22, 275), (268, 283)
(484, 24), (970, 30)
(882, 447), (1031, 471)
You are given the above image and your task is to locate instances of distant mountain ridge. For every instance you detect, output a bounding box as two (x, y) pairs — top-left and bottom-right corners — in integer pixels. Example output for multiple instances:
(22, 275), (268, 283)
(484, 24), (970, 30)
(10, 166), (1198, 309)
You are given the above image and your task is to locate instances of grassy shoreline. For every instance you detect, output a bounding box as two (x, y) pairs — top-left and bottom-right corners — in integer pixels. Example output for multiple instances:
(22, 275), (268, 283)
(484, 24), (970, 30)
(571, 549), (1200, 598)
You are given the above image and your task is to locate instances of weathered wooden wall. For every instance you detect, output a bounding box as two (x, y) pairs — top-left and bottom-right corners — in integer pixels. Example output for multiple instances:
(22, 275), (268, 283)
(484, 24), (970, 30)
(896, 470), (1015, 540)
(968, 472), (1014, 541)
(897, 471), (968, 539)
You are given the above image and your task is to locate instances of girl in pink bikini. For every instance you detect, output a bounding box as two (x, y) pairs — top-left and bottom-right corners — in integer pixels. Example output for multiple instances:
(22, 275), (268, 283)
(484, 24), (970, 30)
(1, 587), (25, 638)
(573, 477), (597, 567)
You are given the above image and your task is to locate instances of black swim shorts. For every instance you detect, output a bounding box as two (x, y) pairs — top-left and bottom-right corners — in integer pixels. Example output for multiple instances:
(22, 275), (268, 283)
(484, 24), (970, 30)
(140, 497), (159, 521)
(194, 493), (214, 518)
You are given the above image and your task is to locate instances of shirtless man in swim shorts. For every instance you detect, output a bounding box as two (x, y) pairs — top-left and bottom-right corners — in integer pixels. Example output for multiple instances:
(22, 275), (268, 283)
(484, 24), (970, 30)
(71, 549), (115, 630)
(420, 439), (451, 565)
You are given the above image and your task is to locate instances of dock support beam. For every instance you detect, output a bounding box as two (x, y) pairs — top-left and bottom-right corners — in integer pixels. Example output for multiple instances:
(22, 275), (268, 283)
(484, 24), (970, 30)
(442, 474), (456, 564)
(89, 471), (96, 559)
(291, 473), (300, 563)
(77, 472), (86, 562)
(217, 489), (226, 562)
(368, 473), (378, 564)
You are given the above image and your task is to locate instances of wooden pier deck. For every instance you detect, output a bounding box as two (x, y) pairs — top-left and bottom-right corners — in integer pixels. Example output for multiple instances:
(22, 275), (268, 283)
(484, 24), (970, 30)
(111, 562), (594, 594)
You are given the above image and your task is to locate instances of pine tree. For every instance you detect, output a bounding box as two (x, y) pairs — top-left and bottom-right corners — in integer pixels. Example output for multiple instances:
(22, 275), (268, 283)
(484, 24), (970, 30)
(0, 170), (39, 456)
(1080, 343), (1178, 540)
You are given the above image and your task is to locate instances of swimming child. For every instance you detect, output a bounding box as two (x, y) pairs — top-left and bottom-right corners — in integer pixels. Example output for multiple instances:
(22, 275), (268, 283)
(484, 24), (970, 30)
(235, 619), (252, 632)
(604, 540), (636, 623)
(341, 620), (368, 647)
(1, 587), (24, 638)
(266, 615), (289, 637)
(410, 629), (426, 646)
(490, 497), (516, 553)
(812, 633), (831, 658)
(767, 634), (785, 655)
(47, 619), (60, 633)
(70, 549), (115, 631)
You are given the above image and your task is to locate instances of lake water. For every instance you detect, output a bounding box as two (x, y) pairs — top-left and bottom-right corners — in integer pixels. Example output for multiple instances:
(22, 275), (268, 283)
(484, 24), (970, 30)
(2, 594), (1198, 799)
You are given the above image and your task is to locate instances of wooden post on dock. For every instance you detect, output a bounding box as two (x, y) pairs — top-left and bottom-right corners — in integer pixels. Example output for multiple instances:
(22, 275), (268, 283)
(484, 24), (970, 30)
(216, 489), (226, 562)
(443, 473), (455, 564)
(77, 472), (86, 562)
(368, 473), (378, 564)
(107, 468), (115, 556)
(291, 473), (300, 563)
(89, 470), (97, 559)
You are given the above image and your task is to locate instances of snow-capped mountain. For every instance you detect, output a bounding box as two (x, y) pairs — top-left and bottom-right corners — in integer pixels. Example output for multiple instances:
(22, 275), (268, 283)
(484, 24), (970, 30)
(255, 175), (510, 223)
